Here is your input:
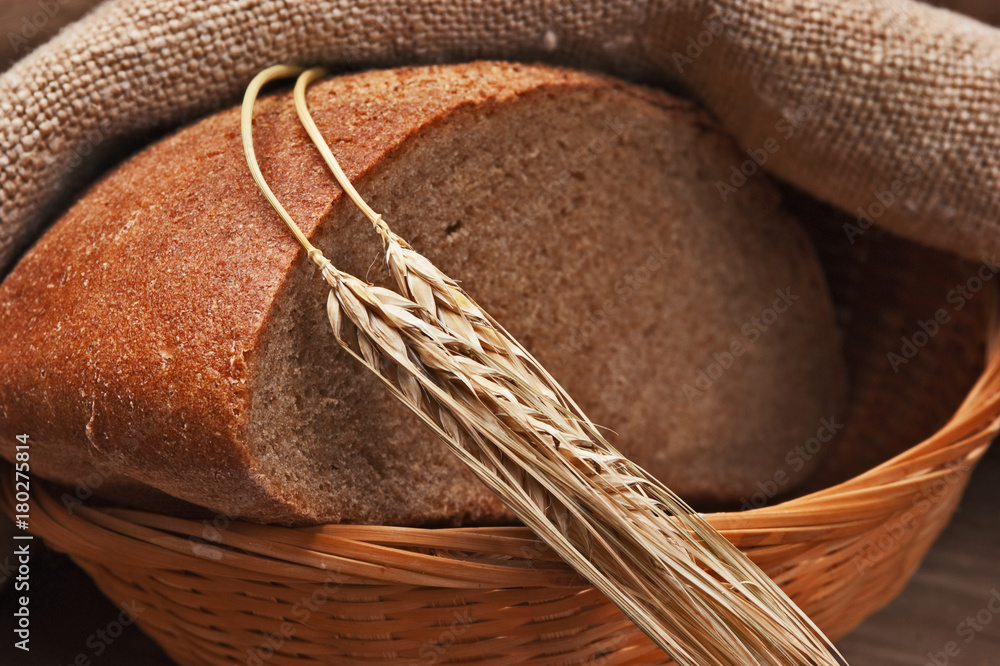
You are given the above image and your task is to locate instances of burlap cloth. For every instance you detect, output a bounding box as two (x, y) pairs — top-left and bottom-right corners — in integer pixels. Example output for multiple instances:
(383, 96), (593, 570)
(1, 0), (999, 278)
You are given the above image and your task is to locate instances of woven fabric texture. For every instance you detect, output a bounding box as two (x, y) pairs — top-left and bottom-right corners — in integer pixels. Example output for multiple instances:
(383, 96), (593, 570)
(0, 0), (998, 275)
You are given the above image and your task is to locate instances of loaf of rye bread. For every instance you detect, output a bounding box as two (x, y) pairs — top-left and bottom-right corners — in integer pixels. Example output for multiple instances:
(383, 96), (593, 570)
(0, 62), (846, 525)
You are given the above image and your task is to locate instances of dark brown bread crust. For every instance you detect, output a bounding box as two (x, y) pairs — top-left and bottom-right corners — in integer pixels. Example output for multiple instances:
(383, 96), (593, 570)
(0, 62), (845, 524)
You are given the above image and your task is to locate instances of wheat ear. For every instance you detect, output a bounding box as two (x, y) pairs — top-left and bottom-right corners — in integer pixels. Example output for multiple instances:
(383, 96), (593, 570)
(240, 64), (847, 666)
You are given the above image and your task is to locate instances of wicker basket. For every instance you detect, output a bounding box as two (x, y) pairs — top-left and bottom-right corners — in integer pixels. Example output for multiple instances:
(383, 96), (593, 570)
(4, 221), (1000, 665)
